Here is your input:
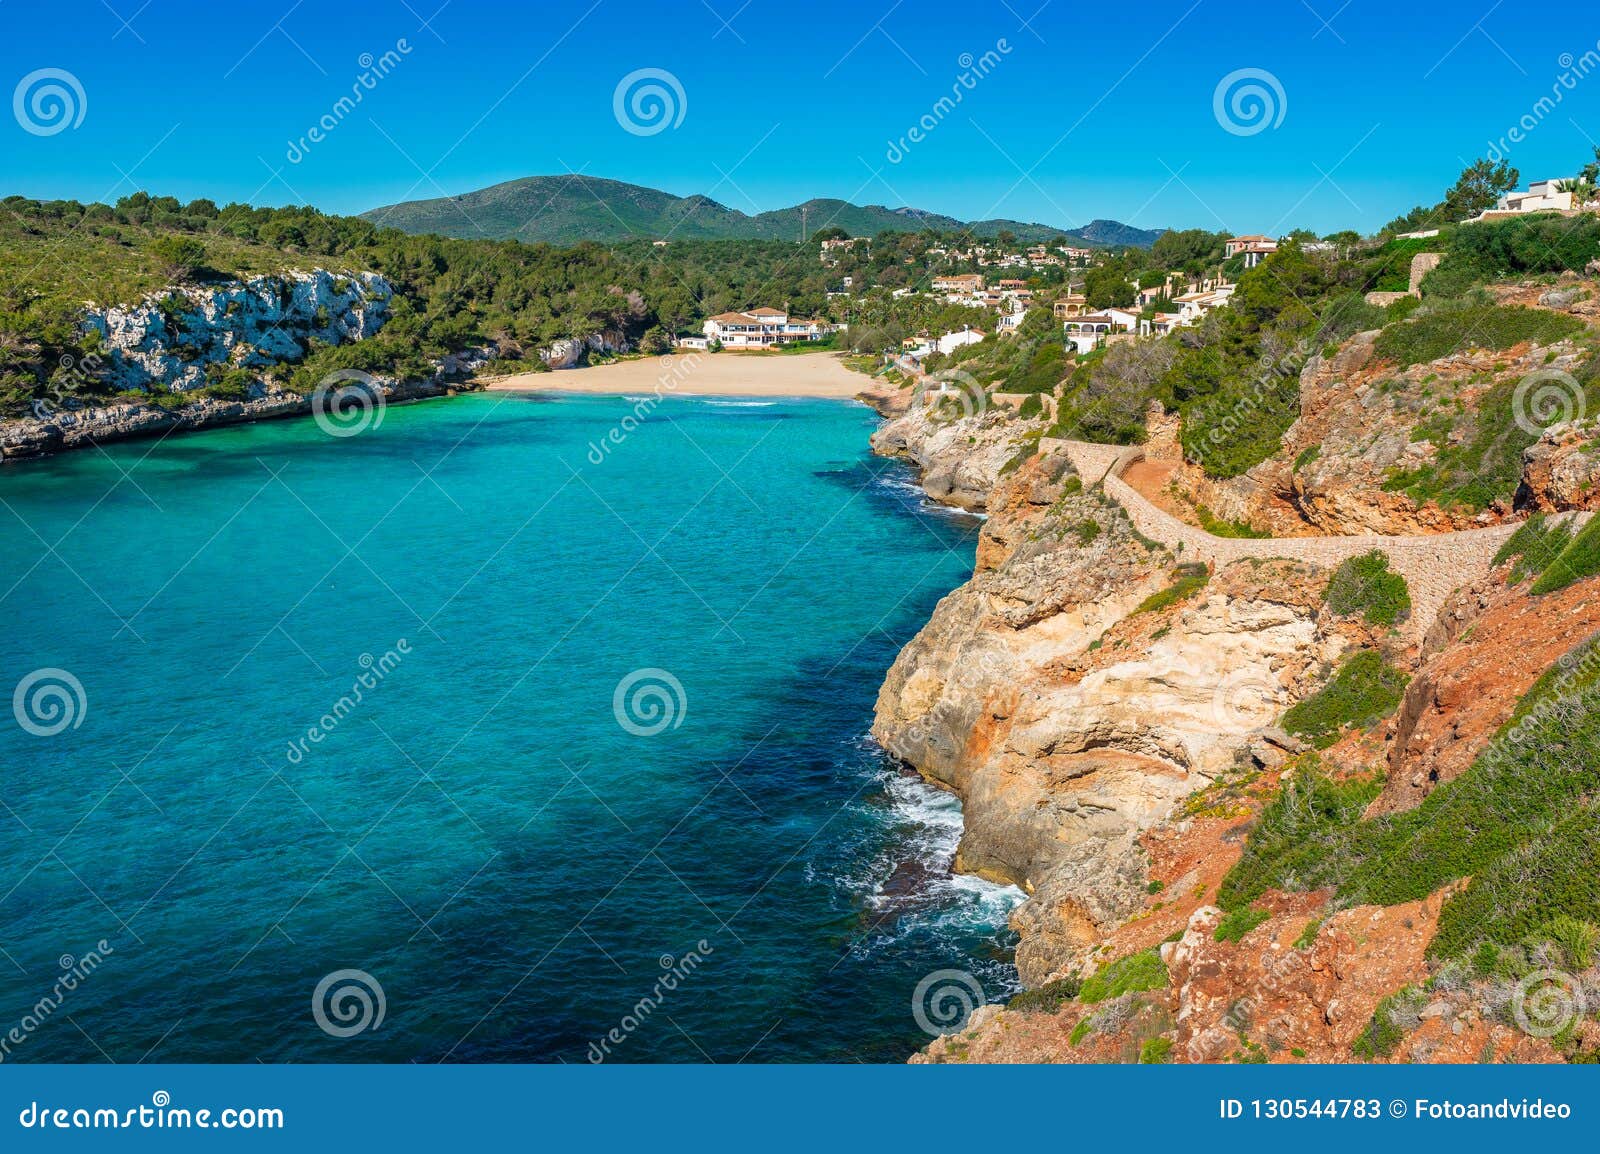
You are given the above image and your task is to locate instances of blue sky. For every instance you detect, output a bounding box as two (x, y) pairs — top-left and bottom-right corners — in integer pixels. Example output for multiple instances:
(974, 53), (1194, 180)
(2, 0), (1599, 235)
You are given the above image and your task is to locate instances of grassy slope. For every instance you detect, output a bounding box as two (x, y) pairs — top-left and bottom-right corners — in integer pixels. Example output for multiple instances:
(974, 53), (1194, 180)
(0, 209), (353, 308)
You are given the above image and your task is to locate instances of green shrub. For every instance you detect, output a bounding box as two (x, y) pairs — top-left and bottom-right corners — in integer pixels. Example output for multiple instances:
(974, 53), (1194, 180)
(1493, 513), (1575, 585)
(1530, 513), (1600, 595)
(1132, 565), (1210, 616)
(1381, 375), (1590, 512)
(1541, 915), (1600, 969)
(1433, 213), (1600, 293)
(1293, 918), (1322, 949)
(1216, 761), (1382, 912)
(1373, 302), (1582, 369)
(1078, 949), (1169, 1004)
(1325, 551), (1412, 626)
(1351, 988), (1418, 1060)
(1196, 504), (1269, 538)
(1219, 638), (1600, 960)
(1017, 392), (1044, 419)
(1138, 1037), (1173, 1064)
(1292, 444), (1321, 473)
(1367, 237), (1437, 293)
(1280, 650), (1408, 749)
(1006, 976), (1082, 1014)
(1214, 906), (1272, 942)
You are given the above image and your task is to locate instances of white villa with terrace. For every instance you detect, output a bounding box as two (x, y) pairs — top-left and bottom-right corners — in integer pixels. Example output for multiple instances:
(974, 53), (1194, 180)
(1468, 179), (1578, 223)
(701, 307), (829, 348)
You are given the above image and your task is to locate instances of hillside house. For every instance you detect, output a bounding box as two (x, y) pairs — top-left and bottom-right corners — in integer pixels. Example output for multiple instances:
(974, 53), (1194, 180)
(703, 308), (828, 348)
(1052, 292), (1089, 319)
(1468, 179), (1576, 222)
(933, 273), (986, 294)
(936, 327), (987, 355)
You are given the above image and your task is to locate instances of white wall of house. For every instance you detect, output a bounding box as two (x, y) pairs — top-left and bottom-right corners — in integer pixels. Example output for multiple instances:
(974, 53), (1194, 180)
(937, 329), (986, 355)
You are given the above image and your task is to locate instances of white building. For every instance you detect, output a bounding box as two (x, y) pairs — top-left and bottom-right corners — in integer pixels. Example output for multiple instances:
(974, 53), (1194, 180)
(936, 327), (987, 355)
(1470, 179), (1575, 221)
(703, 307), (828, 348)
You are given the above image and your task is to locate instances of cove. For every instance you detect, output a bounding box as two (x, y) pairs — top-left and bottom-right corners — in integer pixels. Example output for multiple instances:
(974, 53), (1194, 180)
(0, 391), (1021, 1062)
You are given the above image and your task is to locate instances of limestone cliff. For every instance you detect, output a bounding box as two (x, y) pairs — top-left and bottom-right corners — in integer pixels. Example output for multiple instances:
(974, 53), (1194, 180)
(81, 269), (392, 394)
(871, 402), (1355, 985)
(0, 268), (495, 461)
(875, 380), (1600, 1064)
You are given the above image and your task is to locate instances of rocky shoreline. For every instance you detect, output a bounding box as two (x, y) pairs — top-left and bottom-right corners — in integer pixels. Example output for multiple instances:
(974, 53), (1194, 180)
(866, 395), (1340, 984)
(0, 377), (472, 463)
(865, 371), (1597, 1065)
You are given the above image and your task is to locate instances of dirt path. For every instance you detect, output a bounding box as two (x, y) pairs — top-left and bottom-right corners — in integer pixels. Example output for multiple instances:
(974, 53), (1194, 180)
(1120, 458), (1196, 525)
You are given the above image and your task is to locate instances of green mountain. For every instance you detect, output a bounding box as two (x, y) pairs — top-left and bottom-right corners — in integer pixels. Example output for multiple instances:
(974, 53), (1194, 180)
(360, 176), (1163, 248)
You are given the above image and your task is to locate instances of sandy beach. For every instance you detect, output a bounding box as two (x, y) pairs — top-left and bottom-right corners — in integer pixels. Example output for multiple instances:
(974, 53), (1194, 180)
(476, 350), (875, 399)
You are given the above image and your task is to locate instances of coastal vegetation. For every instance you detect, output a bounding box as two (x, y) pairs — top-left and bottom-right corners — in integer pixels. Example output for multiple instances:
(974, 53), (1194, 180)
(1279, 649), (1408, 749)
(1325, 551), (1411, 626)
(1220, 636), (1600, 962)
(1529, 513), (1600, 595)
(0, 192), (882, 415)
(1077, 949), (1168, 1004)
(1493, 513), (1576, 585)
(1130, 562), (1210, 616)
(1371, 301), (1582, 368)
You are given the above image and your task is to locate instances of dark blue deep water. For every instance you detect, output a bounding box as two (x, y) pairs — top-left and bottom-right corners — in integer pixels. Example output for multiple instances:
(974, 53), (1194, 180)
(0, 392), (1020, 1062)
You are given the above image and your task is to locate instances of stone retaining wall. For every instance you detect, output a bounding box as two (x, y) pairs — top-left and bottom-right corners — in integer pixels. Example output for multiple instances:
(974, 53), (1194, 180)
(1041, 437), (1590, 639)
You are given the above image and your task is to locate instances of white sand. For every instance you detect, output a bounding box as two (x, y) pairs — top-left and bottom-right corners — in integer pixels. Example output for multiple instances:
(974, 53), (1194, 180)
(476, 350), (875, 399)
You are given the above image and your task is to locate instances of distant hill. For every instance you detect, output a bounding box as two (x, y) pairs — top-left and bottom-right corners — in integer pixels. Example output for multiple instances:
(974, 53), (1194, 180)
(360, 176), (1164, 248)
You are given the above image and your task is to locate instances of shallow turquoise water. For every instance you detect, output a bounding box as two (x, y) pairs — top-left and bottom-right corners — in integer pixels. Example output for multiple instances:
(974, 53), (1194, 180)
(0, 391), (1020, 1062)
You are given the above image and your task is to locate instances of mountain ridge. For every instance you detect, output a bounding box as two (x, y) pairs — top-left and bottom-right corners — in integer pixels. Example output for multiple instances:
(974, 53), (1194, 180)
(360, 175), (1164, 248)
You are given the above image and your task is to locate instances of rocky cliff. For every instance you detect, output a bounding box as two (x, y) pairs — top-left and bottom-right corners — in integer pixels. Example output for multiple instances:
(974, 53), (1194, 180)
(0, 268), (494, 461)
(872, 400), (1364, 986)
(81, 269), (392, 394)
(872, 378), (1600, 1064)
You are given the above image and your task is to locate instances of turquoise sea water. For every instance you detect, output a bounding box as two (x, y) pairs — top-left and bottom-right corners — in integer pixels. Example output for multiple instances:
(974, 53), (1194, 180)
(0, 391), (1020, 1063)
